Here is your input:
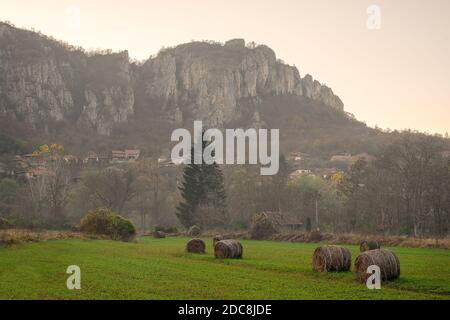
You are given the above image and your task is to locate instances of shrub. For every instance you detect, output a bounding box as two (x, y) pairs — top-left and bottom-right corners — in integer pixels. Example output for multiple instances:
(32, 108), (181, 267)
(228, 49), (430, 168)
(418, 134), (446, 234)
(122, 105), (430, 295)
(110, 215), (136, 241)
(250, 213), (277, 240)
(400, 226), (413, 236)
(79, 208), (136, 241)
(79, 208), (112, 235)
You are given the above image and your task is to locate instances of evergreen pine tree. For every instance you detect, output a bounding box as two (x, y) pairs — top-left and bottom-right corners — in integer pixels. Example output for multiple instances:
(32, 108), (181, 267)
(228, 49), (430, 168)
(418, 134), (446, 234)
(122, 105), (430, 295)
(176, 131), (227, 228)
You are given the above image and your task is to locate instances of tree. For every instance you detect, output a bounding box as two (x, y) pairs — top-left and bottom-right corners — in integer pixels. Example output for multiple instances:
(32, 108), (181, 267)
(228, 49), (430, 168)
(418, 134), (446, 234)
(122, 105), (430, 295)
(176, 133), (227, 229)
(270, 154), (290, 212)
(177, 160), (202, 228)
(287, 174), (343, 232)
(81, 166), (137, 215)
(340, 132), (449, 236)
(132, 159), (165, 230)
(226, 165), (260, 229)
(0, 178), (20, 216)
(44, 157), (72, 222)
(380, 133), (444, 236)
(27, 144), (72, 225)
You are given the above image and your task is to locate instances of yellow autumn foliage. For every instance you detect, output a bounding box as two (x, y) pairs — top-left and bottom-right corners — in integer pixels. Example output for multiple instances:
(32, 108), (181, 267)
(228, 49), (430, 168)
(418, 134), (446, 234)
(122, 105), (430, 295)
(33, 143), (64, 156)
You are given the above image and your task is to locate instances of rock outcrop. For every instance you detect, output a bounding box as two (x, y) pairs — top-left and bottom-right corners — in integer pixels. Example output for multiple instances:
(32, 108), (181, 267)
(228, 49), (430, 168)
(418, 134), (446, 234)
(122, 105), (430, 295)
(0, 23), (134, 135)
(0, 23), (344, 135)
(140, 39), (343, 126)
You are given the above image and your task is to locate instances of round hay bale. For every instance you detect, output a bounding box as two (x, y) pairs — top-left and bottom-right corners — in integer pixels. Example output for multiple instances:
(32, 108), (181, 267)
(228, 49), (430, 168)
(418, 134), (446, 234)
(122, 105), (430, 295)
(312, 245), (351, 272)
(214, 239), (243, 259)
(360, 240), (380, 252)
(186, 238), (206, 254)
(355, 249), (400, 283)
(153, 231), (166, 239)
(188, 225), (201, 236)
(213, 235), (224, 247)
(308, 230), (323, 242)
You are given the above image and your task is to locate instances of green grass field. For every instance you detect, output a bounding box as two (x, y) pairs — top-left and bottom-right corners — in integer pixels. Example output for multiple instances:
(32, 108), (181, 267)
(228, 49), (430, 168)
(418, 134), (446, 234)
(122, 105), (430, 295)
(0, 237), (449, 300)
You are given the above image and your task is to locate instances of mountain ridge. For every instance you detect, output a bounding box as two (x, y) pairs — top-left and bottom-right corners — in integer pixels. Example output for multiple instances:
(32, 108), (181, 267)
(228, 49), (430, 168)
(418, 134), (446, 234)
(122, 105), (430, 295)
(4, 21), (442, 160)
(0, 22), (343, 137)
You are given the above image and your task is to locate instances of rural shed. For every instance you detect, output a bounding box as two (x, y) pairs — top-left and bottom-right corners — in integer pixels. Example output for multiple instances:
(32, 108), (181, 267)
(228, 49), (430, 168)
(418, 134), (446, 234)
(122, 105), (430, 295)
(262, 211), (303, 232)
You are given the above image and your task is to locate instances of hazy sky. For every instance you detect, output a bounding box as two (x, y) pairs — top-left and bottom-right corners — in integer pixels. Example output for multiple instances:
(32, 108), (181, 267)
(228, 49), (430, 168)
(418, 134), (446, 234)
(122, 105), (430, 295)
(2, 0), (449, 134)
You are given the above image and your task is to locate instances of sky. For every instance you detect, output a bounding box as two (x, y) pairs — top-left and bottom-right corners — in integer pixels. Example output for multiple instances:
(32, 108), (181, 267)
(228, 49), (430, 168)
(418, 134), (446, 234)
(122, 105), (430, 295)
(1, 0), (449, 135)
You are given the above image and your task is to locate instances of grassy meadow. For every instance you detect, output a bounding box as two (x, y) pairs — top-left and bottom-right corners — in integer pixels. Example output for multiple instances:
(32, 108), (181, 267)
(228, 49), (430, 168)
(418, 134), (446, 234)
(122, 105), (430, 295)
(0, 237), (449, 300)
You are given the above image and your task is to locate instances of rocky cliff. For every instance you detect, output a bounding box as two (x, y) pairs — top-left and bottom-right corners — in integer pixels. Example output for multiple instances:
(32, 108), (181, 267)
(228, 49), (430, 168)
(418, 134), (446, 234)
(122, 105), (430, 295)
(0, 23), (134, 136)
(0, 22), (344, 136)
(139, 39), (343, 127)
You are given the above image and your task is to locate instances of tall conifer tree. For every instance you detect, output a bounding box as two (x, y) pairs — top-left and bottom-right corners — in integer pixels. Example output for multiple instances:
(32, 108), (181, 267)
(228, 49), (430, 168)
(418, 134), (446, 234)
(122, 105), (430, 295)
(176, 132), (227, 228)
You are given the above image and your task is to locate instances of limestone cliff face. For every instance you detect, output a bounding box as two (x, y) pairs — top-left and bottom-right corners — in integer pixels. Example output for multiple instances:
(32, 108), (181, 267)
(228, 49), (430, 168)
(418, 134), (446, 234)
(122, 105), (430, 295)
(0, 23), (343, 135)
(0, 23), (134, 135)
(78, 51), (135, 135)
(1, 56), (73, 124)
(0, 23), (73, 124)
(81, 84), (134, 136)
(140, 39), (343, 126)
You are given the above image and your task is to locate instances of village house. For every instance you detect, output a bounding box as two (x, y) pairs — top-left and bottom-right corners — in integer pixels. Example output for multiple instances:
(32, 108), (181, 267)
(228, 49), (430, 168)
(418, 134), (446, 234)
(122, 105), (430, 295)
(83, 151), (99, 165)
(22, 153), (48, 166)
(262, 211), (304, 232)
(63, 154), (80, 164)
(25, 166), (52, 179)
(321, 167), (340, 179)
(289, 169), (313, 179)
(111, 149), (141, 163)
(13, 153), (73, 180)
(330, 153), (352, 164)
(289, 152), (311, 162)
(351, 152), (376, 163)
(82, 151), (110, 166)
(12, 155), (31, 179)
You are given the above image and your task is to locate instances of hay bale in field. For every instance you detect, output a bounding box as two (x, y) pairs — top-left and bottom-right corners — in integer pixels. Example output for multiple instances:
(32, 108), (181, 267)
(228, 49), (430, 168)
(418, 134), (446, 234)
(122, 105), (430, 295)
(308, 229), (323, 242)
(153, 231), (166, 238)
(213, 235), (224, 247)
(186, 238), (206, 254)
(355, 249), (400, 283)
(214, 239), (243, 259)
(312, 245), (351, 272)
(360, 240), (380, 252)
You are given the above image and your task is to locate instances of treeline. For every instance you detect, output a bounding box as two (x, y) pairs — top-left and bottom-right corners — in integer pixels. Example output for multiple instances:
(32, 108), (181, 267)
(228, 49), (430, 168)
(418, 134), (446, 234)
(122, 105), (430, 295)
(0, 21), (130, 58)
(0, 132), (449, 236)
(224, 131), (450, 236)
(339, 132), (450, 236)
(0, 144), (180, 229)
